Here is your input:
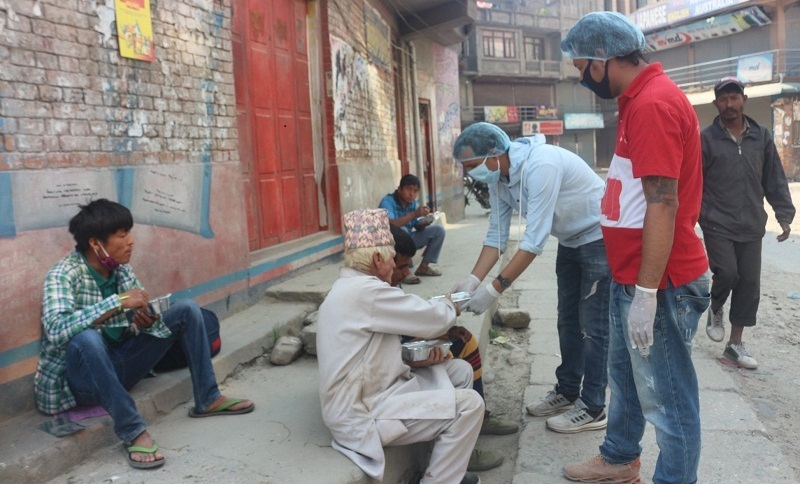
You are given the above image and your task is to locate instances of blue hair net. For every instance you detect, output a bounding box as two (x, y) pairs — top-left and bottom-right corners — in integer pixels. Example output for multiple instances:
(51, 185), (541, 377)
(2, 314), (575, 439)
(453, 122), (511, 163)
(561, 11), (645, 61)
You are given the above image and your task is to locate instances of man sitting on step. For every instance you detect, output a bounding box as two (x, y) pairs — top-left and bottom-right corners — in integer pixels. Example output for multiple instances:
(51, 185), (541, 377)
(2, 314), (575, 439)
(317, 209), (483, 484)
(35, 199), (253, 470)
(390, 225), (516, 473)
(379, 174), (446, 284)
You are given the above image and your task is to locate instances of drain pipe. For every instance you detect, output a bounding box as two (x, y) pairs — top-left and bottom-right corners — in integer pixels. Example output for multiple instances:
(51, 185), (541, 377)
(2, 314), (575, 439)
(408, 41), (428, 206)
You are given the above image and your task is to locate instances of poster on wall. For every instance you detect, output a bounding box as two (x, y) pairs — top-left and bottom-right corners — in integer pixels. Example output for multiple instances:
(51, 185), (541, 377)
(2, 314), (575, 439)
(564, 113), (604, 130)
(737, 53), (773, 83)
(115, 0), (155, 62)
(128, 164), (214, 237)
(330, 36), (367, 152)
(536, 105), (558, 119)
(484, 106), (519, 124)
(365, 2), (390, 70)
(1, 170), (117, 236)
(0, 165), (213, 238)
(523, 121), (563, 136)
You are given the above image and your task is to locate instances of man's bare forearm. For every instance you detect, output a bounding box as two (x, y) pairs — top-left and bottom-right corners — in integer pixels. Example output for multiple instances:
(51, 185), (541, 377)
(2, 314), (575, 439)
(470, 246), (502, 281)
(638, 176), (679, 288)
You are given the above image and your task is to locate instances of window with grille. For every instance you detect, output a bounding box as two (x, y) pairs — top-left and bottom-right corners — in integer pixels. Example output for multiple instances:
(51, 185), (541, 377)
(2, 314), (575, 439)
(524, 37), (542, 60)
(483, 30), (516, 58)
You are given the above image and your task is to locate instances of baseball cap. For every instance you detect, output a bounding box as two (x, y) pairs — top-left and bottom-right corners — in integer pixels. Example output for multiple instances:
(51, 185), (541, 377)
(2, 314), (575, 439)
(714, 77), (744, 97)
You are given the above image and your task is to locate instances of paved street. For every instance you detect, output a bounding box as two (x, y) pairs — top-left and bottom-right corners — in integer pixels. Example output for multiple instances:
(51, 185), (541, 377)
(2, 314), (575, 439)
(41, 193), (800, 483)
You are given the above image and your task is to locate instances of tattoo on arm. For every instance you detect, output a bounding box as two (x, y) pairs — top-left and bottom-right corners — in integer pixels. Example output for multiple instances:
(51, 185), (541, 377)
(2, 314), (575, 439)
(642, 176), (678, 206)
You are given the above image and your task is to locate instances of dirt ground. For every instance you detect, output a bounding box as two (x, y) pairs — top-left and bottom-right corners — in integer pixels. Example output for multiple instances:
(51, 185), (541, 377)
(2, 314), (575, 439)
(469, 324), (532, 484)
(476, 183), (800, 483)
(693, 182), (800, 479)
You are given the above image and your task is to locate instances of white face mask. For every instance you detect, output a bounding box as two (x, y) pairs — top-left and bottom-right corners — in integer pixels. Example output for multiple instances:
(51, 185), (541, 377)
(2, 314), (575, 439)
(468, 156), (501, 184)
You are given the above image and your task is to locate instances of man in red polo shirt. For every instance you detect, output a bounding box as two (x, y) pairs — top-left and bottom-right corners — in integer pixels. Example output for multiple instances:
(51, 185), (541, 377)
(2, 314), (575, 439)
(559, 11), (710, 484)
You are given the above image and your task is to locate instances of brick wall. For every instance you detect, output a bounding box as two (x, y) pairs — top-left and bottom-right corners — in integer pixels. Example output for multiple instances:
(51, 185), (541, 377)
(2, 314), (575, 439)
(0, 0), (251, 421)
(325, 0), (402, 211)
(0, 0), (237, 170)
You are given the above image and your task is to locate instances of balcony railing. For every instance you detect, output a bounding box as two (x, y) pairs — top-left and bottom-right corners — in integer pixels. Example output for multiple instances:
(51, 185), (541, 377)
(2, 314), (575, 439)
(664, 49), (800, 92)
(478, 8), (561, 31)
(463, 57), (577, 80)
(460, 104), (601, 125)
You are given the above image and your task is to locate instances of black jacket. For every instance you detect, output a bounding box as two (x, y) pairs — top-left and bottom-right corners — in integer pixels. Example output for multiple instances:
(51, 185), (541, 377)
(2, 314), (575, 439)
(700, 115), (795, 241)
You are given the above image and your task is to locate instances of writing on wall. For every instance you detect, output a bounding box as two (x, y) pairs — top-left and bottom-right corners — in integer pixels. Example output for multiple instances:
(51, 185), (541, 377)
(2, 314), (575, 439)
(0, 165), (212, 238)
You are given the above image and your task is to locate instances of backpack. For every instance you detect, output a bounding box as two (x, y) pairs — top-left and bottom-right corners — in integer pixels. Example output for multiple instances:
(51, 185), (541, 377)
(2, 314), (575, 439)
(154, 308), (222, 372)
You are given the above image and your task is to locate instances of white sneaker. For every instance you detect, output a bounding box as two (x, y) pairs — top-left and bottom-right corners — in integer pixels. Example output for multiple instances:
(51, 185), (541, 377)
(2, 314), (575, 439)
(724, 342), (758, 369)
(526, 386), (575, 417)
(546, 398), (607, 433)
(706, 308), (725, 342)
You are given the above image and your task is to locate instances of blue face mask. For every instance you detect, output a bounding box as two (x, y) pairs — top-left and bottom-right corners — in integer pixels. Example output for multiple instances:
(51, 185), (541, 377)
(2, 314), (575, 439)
(468, 156), (500, 184)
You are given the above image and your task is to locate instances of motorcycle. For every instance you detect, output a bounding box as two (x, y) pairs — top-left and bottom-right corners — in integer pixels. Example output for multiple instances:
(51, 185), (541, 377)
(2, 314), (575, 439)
(463, 174), (491, 210)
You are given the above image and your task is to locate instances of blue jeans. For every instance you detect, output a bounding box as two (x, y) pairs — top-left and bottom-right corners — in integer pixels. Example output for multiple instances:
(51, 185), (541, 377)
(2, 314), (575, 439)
(600, 272), (710, 484)
(555, 239), (611, 412)
(66, 299), (221, 443)
(409, 224), (445, 264)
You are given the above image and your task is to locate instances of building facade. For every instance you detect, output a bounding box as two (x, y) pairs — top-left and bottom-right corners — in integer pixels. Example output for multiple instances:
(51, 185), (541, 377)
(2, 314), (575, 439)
(0, 0), (472, 419)
(459, 0), (605, 165)
(460, 0), (800, 175)
(622, 0), (800, 180)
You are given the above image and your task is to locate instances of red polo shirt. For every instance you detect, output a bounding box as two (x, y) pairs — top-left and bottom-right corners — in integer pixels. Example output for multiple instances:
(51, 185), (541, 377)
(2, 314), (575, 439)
(600, 62), (708, 288)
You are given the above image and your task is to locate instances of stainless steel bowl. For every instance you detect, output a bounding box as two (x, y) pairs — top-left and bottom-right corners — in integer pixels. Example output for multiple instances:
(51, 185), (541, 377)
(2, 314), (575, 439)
(429, 291), (471, 307)
(401, 340), (453, 362)
(148, 294), (172, 316)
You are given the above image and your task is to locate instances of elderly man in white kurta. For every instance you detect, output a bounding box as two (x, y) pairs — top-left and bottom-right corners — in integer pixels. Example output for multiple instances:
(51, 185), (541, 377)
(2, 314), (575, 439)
(317, 209), (485, 484)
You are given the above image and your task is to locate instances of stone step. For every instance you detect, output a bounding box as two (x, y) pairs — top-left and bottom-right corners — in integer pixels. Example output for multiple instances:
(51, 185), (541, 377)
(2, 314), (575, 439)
(1, 287), (432, 484)
(0, 299), (316, 482)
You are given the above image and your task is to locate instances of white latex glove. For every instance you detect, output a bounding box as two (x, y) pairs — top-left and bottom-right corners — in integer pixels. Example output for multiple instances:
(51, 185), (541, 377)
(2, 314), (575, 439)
(462, 283), (501, 315)
(628, 285), (658, 356)
(450, 274), (481, 294)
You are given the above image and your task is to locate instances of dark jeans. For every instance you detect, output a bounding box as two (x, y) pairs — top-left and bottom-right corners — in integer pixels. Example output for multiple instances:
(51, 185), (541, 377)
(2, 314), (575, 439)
(66, 299), (221, 443)
(410, 224), (446, 264)
(554, 239), (611, 413)
(703, 232), (761, 326)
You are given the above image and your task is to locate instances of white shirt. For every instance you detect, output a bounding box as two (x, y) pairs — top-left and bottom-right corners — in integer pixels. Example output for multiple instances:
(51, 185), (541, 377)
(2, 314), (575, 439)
(484, 134), (604, 255)
(317, 267), (458, 479)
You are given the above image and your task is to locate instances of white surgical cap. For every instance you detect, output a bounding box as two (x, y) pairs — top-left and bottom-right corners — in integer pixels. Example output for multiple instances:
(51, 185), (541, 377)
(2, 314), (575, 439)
(561, 11), (645, 61)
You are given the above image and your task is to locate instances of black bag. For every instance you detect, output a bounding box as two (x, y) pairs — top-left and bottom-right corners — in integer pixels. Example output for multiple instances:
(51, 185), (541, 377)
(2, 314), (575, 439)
(154, 308), (222, 372)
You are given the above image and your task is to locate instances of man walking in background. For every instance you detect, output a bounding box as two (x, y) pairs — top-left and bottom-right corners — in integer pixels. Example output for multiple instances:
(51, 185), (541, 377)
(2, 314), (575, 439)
(701, 77), (795, 370)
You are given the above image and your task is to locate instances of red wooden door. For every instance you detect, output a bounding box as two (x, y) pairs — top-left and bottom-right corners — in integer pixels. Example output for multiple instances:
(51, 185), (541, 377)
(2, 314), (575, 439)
(419, 100), (436, 210)
(233, 0), (320, 250)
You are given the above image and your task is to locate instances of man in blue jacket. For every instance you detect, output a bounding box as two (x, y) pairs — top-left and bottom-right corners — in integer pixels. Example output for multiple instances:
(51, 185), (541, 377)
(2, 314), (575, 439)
(701, 77), (796, 369)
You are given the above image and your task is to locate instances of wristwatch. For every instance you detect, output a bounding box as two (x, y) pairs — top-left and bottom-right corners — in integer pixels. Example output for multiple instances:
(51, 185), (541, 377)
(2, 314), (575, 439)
(495, 274), (513, 289)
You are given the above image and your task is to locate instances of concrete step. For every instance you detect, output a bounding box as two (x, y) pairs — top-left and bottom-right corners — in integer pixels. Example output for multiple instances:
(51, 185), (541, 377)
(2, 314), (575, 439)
(264, 262), (340, 305)
(0, 298), (317, 483)
(2, 282), (432, 484)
